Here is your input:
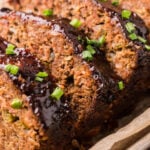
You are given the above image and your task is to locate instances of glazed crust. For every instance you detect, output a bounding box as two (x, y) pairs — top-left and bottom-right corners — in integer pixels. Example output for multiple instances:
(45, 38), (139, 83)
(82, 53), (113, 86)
(1, 0), (149, 91)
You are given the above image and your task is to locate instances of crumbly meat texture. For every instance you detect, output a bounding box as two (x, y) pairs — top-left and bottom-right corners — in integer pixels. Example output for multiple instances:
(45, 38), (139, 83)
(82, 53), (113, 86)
(1, 0), (149, 91)
(0, 11), (123, 149)
(0, 71), (43, 150)
(119, 0), (150, 31)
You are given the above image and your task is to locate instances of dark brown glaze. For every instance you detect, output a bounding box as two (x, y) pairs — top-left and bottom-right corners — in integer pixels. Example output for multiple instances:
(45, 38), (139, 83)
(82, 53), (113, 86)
(96, 0), (149, 47)
(0, 8), (84, 54)
(0, 8), (140, 149)
(0, 37), (74, 130)
(0, 8), (120, 103)
(94, 1), (150, 91)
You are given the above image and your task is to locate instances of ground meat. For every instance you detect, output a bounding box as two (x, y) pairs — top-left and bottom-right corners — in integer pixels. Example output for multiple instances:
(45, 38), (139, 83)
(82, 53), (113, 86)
(0, 70), (42, 150)
(0, 11), (126, 149)
(119, 0), (150, 31)
(1, 0), (149, 91)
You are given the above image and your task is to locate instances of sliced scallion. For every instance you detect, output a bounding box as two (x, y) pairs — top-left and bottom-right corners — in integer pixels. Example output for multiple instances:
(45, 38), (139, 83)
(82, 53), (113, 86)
(112, 0), (119, 6)
(35, 72), (48, 82)
(118, 81), (124, 90)
(125, 22), (135, 33)
(6, 44), (16, 55)
(5, 64), (12, 72)
(129, 33), (137, 40)
(5, 64), (19, 75)
(36, 72), (48, 78)
(137, 36), (147, 43)
(98, 35), (106, 46)
(86, 45), (96, 55)
(121, 10), (131, 19)
(11, 98), (23, 109)
(35, 77), (44, 82)
(51, 87), (64, 100)
(82, 50), (93, 61)
(86, 35), (105, 47)
(70, 19), (82, 28)
(145, 45), (150, 50)
(43, 9), (53, 16)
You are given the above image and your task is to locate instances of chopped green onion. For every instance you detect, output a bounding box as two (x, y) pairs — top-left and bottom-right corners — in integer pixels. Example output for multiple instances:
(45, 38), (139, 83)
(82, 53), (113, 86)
(118, 81), (124, 90)
(5, 64), (12, 72)
(86, 45), (96, 55)
(11, 98), (23, 109)
(121, 10), (131, 19)
(70, 19), (82, 28)
(98, 35), (106, 46)
(43, 9), (53, 16)
(112, 0), (119, 6)
(82, 50), (93, 61)
(10, 65), (19, 75)
(145, 45), (150, 50)
(36, 72), (48, 78)
(35, 72), (48, 82)
(137, 36), (147, 43)
(5, 64), (19, 75)
(86, 35), (105, 47)
(51, 87), (64, 100)
(125, 22), (135, 33)
(35, 77), (44, 82)
(129, 33), (137, 40)
(86, 38), (98, 45)
(6, 44), (16, 55)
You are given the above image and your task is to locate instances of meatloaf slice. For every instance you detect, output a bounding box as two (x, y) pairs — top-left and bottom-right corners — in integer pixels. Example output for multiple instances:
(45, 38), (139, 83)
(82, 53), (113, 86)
(0, 10), (127, 149)
(0, 37), (72, 150)
(118, 0), (150, 32)
(2, 0), (149, 91)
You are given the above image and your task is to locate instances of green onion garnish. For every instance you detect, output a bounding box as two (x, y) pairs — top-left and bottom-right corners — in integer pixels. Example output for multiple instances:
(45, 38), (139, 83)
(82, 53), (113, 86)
(36, 72), (48, 78)
(145, 45), (150, 50)
(6, 44), (16, 55)
(129, 33), (137, 40)
(137, 36), (147, 43)
(86, 35), (105, 47)
(35, 72), (48, 82)
(70, 19), (82, 28)
(121, 10), (131, 19)
(98, 35), (106, 46)
(5, 64), (19, 75)
(35, 77), (44, 82)
(118, 81), (124, 90)
(51, 87), (64, 100)
(11, 98), (23, 109)
(112, 0), (119, 6)
(82, 50), (93, 61)
(43, 9), (53, 16)
(86, 45), (96, 55)
(5, 64), (12, 72)
(125, 22), (135, 33)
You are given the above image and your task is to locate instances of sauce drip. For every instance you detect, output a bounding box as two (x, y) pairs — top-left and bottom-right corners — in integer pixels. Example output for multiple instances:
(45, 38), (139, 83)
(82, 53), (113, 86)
(0, 37), (72, 128)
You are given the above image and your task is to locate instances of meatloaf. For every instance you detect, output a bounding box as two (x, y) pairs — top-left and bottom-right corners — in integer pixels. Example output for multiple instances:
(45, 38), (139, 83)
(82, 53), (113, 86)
(0, 10), (129, 149)
(1, 0), (149, 91)
(119, 0), (150, 31)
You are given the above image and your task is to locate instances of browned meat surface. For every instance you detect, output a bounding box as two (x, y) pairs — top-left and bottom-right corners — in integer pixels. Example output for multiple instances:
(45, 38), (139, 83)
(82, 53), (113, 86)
(1, 0), (150, 91)
(0, 11), (129, 149)
(119, 0), (150, 31)
(0, 71), (42, 150)
(0, 37), (53, 150)
(0, 1), (149, 149)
